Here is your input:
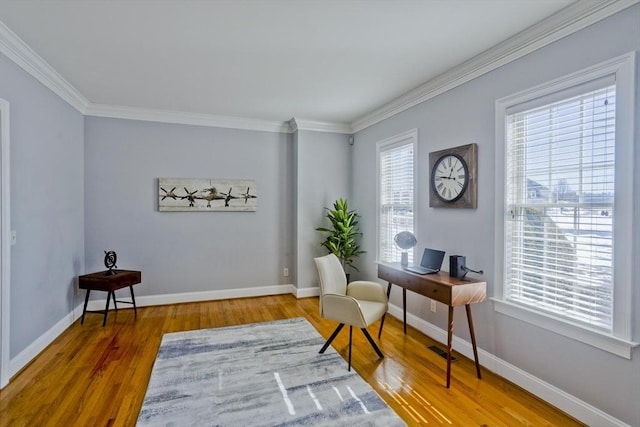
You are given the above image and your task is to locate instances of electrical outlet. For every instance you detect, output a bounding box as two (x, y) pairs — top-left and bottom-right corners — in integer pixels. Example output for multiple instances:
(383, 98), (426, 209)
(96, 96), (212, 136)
(283, 268), (289, 277)
(430, 300), (437, 313)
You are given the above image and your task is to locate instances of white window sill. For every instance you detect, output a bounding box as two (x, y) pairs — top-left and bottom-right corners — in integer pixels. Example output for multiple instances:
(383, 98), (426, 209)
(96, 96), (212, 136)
(491, 298), (638, 359)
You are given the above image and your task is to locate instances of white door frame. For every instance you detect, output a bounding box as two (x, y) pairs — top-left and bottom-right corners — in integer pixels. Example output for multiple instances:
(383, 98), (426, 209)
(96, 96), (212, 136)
(0, 98), (11, 388)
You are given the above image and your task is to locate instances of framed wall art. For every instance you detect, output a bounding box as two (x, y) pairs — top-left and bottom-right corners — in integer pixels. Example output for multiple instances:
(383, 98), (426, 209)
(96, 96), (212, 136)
(158, 178), (257, 212)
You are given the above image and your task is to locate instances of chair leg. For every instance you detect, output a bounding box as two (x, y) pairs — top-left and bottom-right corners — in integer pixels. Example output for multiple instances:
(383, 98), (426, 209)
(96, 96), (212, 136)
(348, 326), (353, 371)
(320, 323), (345, 354)
(361, 328), (384, 359)
(378, 314), (386, 339)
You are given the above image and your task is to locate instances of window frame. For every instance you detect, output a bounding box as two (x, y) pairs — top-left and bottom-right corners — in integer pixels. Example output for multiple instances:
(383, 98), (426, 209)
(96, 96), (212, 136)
(493, 52), (637, 358)
(376, 129), (418, 264)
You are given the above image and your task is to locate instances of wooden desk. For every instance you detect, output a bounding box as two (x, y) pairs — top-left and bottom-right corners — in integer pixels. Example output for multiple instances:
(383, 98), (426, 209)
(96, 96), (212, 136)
(377, 262), (486, 388)
(79, 270), (141, 326)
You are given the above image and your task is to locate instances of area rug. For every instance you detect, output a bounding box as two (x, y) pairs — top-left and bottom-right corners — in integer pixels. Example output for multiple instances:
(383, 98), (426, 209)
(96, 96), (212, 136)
(137, 317), (405, 426)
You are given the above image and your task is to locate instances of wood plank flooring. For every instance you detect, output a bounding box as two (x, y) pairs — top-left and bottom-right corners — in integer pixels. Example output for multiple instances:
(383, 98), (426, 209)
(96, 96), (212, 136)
(0, 295), (584, 426)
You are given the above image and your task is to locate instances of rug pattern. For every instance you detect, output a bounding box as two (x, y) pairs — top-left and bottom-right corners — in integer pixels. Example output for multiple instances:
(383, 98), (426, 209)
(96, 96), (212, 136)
(137, 317), (405, 426)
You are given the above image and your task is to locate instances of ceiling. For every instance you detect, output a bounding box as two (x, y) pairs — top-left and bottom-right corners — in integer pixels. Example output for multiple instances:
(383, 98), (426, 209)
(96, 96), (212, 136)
(0, 0), (584, 130)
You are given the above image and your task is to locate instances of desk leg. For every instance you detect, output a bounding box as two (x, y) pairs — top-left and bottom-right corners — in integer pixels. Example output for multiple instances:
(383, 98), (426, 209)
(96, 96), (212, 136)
(403, 288), (407, 334)
(103, 291), (112, 327)
(130, 285), (137, 318)
(81, 290), (90, 324)
(378, 282), (392, 339)
(446, 306), (454, 388)
(112, 291), (118, 311)
(466, 304), (482, 379)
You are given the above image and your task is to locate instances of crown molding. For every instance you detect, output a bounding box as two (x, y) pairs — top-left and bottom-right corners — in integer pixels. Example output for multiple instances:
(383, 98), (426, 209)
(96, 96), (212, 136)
(85, 103), (292, 133)
(0, 20), (89, 114)
(351, 0), (639, 133)
(288, 118), (298, 132)
(0, 18), (348, 134)
(3, 0), (636, 134)
(288, 118), (352, 134)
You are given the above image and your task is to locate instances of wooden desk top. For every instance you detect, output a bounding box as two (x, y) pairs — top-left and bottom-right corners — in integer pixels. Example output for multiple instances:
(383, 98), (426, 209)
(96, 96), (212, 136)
(377, 262), (486, 306)
(79, 270), (141, 291)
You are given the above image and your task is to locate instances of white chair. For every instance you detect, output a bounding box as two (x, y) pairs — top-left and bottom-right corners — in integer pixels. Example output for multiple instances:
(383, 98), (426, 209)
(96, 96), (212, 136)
(314, 253), (388, 371)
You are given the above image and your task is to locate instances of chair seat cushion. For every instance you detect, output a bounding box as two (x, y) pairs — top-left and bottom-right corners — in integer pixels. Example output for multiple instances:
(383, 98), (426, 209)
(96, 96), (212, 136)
(357, 300), (388, 328)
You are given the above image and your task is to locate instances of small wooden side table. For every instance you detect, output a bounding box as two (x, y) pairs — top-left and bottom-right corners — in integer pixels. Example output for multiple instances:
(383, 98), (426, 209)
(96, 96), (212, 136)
(78, 270), (141, 326)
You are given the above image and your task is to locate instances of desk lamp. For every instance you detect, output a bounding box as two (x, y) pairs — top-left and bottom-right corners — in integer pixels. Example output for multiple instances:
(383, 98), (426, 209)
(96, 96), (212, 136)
(394, 231), (417, 266)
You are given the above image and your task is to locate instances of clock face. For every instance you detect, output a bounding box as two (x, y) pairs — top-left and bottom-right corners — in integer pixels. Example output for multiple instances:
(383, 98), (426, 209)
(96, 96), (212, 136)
(431, 154), (469, 202)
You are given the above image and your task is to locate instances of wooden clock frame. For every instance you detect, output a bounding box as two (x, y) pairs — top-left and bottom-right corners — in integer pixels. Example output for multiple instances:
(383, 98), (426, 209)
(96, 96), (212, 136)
(429, 143), (478, 209)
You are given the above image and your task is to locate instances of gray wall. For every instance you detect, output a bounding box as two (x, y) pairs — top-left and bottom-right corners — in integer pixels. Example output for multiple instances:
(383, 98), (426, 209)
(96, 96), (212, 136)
(351, 6), (640, 425)
(0, 53), (85, 358)
(84, 117), (292, 295)
(294, 130), (351, 289)
(2, 5), (638, 424)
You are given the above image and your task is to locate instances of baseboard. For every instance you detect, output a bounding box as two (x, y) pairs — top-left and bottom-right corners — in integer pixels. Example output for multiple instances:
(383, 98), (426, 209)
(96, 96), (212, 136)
(14, 283), (313, 387)
(12, 291), (625, 425)
(293, 286), (320, 298)
(386, 303), (631, 427)
(77, 284), (321, 313)
(9, 309), (77, 379)
(82, 284), (299, 311)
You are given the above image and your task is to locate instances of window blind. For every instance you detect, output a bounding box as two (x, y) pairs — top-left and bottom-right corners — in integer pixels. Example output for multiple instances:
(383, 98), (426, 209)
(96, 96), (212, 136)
(379, 141), (414, 263)
(505, 83), (616, 331)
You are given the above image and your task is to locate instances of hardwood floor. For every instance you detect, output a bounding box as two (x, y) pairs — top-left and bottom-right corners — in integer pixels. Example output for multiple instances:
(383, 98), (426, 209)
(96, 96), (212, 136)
(0, 295), (583, 426)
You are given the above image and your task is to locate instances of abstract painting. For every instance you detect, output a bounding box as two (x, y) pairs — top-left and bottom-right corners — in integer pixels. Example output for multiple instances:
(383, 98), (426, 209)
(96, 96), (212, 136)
(159, 178), (257, 212)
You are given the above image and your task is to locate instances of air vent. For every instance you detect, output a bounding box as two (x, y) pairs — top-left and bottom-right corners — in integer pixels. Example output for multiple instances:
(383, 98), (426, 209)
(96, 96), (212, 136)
(428, 345), (456, 361)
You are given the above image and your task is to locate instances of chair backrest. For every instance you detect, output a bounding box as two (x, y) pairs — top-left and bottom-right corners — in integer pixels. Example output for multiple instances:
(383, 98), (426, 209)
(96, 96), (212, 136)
(314, 254), (347, 316)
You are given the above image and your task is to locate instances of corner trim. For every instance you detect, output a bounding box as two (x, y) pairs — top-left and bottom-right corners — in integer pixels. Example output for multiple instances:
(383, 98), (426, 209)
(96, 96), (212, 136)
(0, 21), (89, 113)
(288, 118), (352, 134)
(85, 104), (291, 133)
(0, 99), (10, 388)
(351, 0), (640, 132)
(385, 304), (632, 427)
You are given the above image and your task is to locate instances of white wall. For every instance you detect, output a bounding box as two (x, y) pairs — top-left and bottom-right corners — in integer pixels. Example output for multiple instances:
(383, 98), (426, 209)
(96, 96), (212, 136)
(0, 53), (85, 358)
(84, 117), (292, 295)
(351, 6), (640, 425)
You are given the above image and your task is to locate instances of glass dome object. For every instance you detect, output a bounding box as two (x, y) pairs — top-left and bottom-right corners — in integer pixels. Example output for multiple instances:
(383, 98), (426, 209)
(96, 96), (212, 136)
(394, 231), (417, 266)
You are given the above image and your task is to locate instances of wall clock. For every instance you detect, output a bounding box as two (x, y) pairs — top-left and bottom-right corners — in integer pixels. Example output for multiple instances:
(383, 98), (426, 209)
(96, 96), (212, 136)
(429, 143), (477, 208)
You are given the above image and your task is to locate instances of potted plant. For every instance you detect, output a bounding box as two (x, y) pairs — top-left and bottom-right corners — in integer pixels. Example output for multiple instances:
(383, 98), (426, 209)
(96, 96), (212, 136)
(316, 197), (365, 275)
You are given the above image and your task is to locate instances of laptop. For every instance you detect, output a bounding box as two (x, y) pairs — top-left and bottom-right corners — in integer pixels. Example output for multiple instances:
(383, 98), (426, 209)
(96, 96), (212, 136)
(404, 248), (445, 275)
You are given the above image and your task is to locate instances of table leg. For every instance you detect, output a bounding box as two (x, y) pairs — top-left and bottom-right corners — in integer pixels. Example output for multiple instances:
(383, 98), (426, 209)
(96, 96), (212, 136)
(81, 290), (91, 324)
(378, 282), (392, 339)
(103, 291), (112, 327)
(446, 306), (454, 388)
(466, 304), (482, 379)
(129, 285), (137, 318)
(112, 291), (118, 311)
(403, 288), (407, 334)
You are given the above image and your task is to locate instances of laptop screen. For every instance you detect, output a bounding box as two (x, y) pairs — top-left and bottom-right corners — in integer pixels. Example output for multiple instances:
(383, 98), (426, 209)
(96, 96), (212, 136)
(420, 248), (446, 270)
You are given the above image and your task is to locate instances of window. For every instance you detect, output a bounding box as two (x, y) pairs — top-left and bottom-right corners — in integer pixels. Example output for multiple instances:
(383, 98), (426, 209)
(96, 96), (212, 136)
(494, 53), (636, 358)
(377, 129), (417, 263)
